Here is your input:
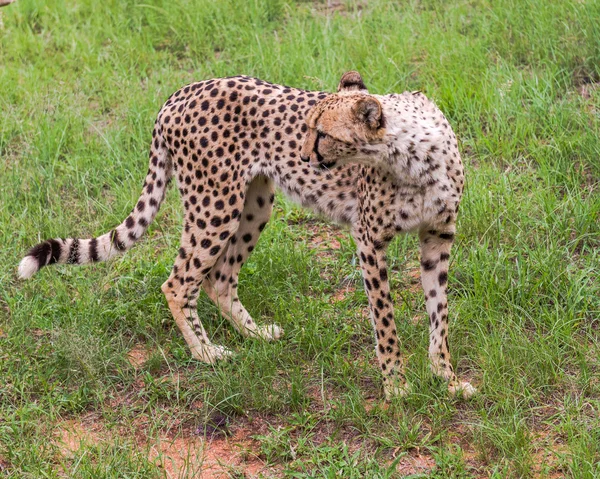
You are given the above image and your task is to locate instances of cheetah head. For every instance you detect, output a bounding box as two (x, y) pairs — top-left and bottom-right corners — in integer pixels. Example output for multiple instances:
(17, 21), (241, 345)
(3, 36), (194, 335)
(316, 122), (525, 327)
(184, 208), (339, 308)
(301, 71), (387, 170)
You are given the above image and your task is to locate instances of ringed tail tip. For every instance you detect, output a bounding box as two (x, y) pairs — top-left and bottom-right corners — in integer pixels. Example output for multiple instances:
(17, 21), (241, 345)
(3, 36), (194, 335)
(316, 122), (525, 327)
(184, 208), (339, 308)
(18, 255), (39, 279)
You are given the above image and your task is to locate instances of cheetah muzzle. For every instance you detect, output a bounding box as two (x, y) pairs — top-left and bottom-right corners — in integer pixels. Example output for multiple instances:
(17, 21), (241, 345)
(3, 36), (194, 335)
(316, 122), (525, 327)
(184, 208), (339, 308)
(19, 71), (476, 401)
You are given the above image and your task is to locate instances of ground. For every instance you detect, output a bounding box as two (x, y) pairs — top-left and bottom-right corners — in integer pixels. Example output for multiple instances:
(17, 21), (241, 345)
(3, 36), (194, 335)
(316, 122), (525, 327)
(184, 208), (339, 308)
(0, 0), (599, 477)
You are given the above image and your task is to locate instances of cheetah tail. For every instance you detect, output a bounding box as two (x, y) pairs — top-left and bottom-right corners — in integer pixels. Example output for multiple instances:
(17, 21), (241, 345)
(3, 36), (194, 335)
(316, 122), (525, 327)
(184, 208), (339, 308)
(18, 127), (172, 279)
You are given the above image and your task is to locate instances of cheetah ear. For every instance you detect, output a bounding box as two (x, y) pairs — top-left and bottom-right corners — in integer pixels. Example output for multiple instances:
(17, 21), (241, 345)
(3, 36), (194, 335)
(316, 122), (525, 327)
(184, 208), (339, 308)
(352, 97), (382, 130)
(305, 103), (320, 129)
(337, 71), (368, 94)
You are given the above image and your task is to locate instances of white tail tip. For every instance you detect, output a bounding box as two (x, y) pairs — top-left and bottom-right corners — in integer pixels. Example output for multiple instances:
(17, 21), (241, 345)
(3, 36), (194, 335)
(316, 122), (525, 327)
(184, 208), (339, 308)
(18, 256), (39, 279)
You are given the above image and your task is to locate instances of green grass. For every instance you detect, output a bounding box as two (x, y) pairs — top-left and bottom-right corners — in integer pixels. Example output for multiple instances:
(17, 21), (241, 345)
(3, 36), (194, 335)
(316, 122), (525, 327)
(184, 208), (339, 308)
(1, 0), (599, 477)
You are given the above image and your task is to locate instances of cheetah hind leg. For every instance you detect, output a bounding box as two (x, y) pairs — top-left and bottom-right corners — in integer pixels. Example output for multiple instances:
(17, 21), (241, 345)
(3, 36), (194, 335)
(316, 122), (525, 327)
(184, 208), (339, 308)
(203, 176), (283, 342)
(203, 277), (283, 341)
(162, 278), (234, 364)
(161, 218), (250, 364)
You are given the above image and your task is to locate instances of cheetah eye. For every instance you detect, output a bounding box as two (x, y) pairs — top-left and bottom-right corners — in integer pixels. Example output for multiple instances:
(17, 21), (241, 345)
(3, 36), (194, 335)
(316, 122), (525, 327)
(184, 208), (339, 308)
(318, 131), (343, 143)
(318, 130), (352, 146)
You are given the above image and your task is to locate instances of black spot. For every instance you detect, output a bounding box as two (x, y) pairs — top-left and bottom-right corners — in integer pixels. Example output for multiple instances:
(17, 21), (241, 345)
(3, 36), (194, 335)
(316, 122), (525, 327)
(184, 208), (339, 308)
(421, 259), (436, 271)
(110, 230), (126, 251)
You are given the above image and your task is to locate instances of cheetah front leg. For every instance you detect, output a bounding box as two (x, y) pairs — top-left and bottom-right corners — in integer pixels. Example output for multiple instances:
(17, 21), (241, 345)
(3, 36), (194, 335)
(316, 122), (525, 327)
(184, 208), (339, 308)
(353, 228), (408, 400)
(419, 228), (476, 398)
(202, 176), (283, 341)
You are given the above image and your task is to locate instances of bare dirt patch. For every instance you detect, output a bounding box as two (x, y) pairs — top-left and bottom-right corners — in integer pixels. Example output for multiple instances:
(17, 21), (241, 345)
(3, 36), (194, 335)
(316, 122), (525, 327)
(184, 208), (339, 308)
(0, 457), (8, 474)
(54, 413), (280, 478)
(313, 0), (367, 17)
(530, 428), (569, 479)
(54, 414), (107, 456)
(127, 344), (151, 369)
(394, 450), (436, 476)
(305, 221), (344, 257)
(330, 284), (356, 303)
(404, 262), (421, 292)
(577, 82), (600, 100)
(147, 427), (274, 479)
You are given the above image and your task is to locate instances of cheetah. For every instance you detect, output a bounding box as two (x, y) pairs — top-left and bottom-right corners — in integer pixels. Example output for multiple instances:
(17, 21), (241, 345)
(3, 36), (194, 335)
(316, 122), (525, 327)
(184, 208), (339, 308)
(19, 71), (475, 399)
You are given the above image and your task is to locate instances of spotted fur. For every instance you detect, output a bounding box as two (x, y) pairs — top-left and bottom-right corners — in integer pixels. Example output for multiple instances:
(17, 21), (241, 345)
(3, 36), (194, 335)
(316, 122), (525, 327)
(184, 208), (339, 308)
(19, 71), (475, 399)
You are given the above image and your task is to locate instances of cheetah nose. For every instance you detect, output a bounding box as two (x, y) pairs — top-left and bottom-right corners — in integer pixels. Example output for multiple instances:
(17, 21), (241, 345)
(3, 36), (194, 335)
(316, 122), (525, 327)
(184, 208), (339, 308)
(300, 154), (310, 163)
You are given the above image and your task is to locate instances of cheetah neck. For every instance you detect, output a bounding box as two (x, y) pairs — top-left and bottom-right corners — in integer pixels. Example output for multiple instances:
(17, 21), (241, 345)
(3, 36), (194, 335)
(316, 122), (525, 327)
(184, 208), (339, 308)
(376, 98), (453, 190)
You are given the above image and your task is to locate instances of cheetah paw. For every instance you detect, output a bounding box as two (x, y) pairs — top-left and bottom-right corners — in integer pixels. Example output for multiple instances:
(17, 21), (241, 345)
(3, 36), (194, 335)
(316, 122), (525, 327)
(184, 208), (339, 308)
(448, 381), (477, 399)
(190, 343), (233, 364)
(429, 361), (455, 381)
(253, 324), (284, 341)
(384, 381), (411, 401)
